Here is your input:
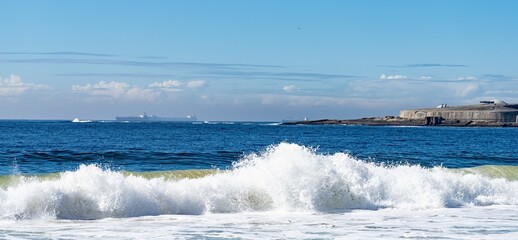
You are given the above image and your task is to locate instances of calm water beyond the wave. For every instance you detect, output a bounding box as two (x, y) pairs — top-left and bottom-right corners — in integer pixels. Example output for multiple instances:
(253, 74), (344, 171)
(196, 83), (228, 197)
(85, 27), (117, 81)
(1, 120), (517, 239)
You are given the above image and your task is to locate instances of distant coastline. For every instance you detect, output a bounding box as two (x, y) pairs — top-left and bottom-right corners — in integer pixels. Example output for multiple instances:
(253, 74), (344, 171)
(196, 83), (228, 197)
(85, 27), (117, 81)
(284, 101), (518, 127)
(282, 117), (518, 127)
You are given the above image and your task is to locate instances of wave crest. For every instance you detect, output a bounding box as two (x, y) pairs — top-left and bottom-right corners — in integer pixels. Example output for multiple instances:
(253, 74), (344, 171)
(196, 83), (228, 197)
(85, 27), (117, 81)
(1, 143), (517, 220)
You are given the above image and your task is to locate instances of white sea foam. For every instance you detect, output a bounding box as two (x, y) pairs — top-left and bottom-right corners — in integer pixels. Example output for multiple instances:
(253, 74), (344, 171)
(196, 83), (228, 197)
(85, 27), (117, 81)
(71, 118), (92, 123)
(263, 122), (282, 126)
(1, 143), (517, 220)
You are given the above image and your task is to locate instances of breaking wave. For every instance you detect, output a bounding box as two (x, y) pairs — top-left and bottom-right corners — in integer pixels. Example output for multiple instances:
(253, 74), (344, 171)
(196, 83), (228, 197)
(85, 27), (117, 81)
(1, 143), (517, 220)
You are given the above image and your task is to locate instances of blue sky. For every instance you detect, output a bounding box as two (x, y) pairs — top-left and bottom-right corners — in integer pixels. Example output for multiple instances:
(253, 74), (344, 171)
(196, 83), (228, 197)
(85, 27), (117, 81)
(1, 1), (518, 120)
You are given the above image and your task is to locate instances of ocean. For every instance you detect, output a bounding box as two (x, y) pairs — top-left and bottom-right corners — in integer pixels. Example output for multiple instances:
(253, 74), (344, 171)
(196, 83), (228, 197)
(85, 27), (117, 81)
(1, 120), (517, 239)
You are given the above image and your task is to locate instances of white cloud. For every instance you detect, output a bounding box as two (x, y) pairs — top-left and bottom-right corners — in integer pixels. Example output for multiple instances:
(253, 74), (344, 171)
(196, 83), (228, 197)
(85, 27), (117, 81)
(149, 80), (183, 89)
(150, 80), (207, 91)
(419, 76), (432, 80)
(457, 76), (476, 81)
(186, 80), (207, 89)
(72, 81), (159, 102)
(149, 80), (183, 92)
(379, 73), (407, 80)
(455, 84), (480, 97)
(0, 74), (49, 96)
(282, 85), (296, 93)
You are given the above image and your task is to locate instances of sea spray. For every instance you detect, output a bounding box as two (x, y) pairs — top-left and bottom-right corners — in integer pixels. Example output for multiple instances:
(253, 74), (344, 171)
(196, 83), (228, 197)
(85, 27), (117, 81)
(1, 143), (517, 220)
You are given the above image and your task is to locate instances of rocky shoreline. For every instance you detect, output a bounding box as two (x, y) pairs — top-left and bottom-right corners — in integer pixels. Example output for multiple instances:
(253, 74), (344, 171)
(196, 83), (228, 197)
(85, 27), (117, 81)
(282, 116), (518, 127)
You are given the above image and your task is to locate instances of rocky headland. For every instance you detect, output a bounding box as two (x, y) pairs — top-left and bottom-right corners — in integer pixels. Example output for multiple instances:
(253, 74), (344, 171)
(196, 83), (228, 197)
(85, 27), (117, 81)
(283, 101), (518, 127)
(282, 116), (518, 127)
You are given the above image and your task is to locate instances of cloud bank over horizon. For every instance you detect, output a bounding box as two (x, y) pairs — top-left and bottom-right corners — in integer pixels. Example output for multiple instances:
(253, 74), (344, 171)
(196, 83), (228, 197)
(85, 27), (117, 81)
(1, 69), (517, 121)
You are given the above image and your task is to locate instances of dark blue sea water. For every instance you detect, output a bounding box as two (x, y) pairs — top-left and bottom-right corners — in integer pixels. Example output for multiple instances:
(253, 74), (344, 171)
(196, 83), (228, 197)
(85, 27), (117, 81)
(1, 120), (517, 175)
(2, 119), (518, 239)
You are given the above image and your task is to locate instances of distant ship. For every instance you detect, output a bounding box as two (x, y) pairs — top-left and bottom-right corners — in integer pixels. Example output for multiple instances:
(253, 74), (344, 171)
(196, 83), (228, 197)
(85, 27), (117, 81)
(115, 113), (197, 122)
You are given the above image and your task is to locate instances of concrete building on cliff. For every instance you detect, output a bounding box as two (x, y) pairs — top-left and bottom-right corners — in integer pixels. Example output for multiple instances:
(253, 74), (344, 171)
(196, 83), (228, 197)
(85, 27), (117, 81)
(399, 100), (518, 125)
